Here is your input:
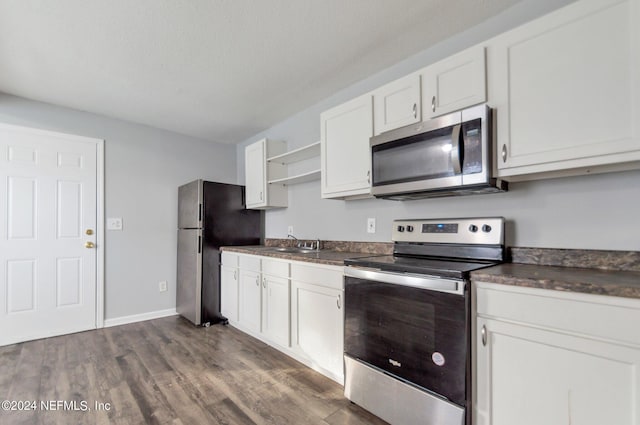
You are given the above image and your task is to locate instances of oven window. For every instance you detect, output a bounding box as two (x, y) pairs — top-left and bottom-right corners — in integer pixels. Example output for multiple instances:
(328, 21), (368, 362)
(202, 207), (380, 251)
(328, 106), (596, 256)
(372, 126), (456, 186)
(344, 276), (467, 407)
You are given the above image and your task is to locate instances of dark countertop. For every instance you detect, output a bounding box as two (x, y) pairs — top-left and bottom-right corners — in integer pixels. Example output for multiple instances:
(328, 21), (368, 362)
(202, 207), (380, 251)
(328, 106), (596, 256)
(224, 244), (640, 300)
(471, 263), (640, 299)
(220, 245), (376, 267)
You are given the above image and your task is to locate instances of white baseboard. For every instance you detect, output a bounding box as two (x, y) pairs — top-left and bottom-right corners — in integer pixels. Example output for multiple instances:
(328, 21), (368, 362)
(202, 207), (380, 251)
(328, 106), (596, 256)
(103, 308), (178, 328)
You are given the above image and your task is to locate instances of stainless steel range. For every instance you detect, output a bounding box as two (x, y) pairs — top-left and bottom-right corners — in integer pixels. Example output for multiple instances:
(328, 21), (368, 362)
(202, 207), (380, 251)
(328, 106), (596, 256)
(343, 217), (506, 425)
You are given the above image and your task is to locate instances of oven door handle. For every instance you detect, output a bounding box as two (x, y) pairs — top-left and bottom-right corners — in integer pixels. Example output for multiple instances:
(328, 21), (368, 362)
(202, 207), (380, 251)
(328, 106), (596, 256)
(344, 267), (464, 296)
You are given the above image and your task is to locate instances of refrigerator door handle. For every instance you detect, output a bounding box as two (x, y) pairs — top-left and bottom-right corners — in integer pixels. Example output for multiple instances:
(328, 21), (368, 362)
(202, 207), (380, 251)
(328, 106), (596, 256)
(198, 203), (202, 222)
(198, 236), (202, 254)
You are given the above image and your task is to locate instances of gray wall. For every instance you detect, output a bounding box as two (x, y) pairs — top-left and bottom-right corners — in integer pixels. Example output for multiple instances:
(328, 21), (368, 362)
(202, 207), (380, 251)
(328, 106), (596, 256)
(237, 0), (640, 251)
(0, 93), (237, 320)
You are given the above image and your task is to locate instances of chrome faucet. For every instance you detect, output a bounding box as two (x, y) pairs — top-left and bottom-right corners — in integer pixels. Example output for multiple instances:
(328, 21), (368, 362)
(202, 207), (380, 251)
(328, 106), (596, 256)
(288, 234), (322, 251)
(287, 234), (300, 247)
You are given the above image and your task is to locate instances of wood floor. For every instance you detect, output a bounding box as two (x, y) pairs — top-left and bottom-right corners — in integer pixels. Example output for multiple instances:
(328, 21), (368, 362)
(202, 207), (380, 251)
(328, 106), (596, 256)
(0, 316), (388, 425)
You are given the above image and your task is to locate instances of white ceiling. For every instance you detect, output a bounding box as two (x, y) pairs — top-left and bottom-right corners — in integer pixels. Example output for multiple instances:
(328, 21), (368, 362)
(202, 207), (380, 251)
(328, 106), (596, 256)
(0, 0), (521, 144)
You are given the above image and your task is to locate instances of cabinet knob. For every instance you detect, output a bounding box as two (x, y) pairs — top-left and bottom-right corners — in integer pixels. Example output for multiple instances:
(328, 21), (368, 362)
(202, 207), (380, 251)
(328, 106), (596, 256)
(431, 95), (436, 113)
(262, 277), (267, 289)
(412, 103), (417, 119)
(501, 144), (507, 163)
(336, 294), (341, 310)
(481, 325), (487, 346)
(366, 170), (370, 184)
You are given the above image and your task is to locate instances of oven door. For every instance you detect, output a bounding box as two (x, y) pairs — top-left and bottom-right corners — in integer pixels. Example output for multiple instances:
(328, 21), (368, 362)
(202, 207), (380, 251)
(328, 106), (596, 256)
(344, 267), (468, 407)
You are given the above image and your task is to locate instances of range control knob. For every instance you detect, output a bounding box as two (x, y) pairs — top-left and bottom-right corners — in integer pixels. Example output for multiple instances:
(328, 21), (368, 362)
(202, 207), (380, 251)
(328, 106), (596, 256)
(482, 224), (492, 233)
(397, 225), (405, 232)
(468, 224), (478, 233)
(406, 225), (414, 232)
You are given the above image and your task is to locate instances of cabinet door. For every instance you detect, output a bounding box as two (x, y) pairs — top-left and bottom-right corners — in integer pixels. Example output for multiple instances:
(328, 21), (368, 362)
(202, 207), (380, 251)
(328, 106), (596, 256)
(475, 317), (640, 425)
(245, 140), (266, 208)
(238, 269), (261, 333)
(373, 74), (421, 135)
(489, 0), (640, 177)
(422, 45), (486, 119)
(321, 94), (373, 199)
(220, 265), (238, 323)
(291, 280), (344, 380)
(262, 274), (290, 348)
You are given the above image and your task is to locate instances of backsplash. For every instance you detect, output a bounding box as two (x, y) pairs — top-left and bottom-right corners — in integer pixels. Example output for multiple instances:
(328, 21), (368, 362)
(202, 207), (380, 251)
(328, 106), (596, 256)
(510, 247), (640, 272)
(265, 238), (393, 254)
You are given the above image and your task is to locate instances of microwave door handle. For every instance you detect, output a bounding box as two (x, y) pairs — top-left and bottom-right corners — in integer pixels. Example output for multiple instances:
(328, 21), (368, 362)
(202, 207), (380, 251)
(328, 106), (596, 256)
(451, 124), (463, 174)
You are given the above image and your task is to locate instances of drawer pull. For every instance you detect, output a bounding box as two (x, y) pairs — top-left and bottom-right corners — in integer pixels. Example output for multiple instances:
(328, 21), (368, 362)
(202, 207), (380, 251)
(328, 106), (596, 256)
(481, 325), (487, 346)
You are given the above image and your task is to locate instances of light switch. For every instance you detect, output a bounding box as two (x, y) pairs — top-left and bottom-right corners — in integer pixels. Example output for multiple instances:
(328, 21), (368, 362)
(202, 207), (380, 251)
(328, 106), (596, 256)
(107, 217), (123, 231)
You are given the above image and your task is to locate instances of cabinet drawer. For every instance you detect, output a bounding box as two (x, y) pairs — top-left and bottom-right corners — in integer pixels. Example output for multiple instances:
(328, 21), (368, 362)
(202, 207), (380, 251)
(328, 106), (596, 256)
(476, 282), (640, 346)
(221, 252), (239, 267)
(262, 258), (290, 277)
(239, 254), (261, 272)
(291, 262), (343, 290)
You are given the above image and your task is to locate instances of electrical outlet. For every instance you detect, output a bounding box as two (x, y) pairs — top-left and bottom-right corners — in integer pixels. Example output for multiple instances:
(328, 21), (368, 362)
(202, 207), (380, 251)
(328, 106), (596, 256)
(159, 281), (168, 292)
(287, 225), (294, 236)
(367, 218), (376, 233)
(107, 217), (123, 231)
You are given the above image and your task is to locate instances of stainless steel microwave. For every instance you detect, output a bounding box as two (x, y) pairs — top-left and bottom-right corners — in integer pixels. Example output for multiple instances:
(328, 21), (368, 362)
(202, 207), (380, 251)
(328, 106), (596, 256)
(370, 104), (507, 200)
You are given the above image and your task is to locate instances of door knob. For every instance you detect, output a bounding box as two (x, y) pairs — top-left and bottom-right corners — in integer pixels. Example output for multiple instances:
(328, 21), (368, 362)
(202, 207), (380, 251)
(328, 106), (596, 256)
(85, 241), (95, 249)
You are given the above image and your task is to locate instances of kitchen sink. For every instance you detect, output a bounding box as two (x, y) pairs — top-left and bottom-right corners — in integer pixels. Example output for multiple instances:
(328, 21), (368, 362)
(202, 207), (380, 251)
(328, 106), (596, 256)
(270, 247), (317, 254)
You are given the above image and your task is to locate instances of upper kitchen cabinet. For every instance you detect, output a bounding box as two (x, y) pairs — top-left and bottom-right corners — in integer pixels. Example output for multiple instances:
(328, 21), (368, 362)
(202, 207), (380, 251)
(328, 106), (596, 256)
(421, 45), (486, 120)
(245, 138), (287, 209)
(373, 73), (421, 135)
(321, 94), (373, 199)
(488, 0), (640, 180)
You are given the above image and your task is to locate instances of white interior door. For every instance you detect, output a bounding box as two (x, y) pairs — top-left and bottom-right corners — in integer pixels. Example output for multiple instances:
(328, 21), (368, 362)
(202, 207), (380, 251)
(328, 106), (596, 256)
(0, 124), (101, 346)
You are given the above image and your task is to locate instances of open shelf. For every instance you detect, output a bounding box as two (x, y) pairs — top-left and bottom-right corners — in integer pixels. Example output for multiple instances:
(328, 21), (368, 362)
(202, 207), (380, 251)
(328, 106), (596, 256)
(267, 141), (320, 165)
(268, 169), (321, 186)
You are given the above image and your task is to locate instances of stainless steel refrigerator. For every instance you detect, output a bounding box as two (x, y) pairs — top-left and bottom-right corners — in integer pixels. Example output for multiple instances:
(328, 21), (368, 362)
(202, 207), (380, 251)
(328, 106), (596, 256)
(177, 180), (263, 326)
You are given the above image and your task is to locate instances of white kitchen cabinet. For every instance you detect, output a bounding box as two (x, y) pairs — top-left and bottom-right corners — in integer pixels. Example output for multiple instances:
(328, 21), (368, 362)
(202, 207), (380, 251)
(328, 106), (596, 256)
(245, 138), (288, 209)
(290, 262), (344, 382)
(320, 94), (373, 199)
(220, 252), (239, 323)
(487, 0), (640, 180)
(261, 259), (290, 348)
(422, 45), (486, 119)
(238, 255), (262, 334)
(373, 73), (421, 135)
(474, 281), (640, 425)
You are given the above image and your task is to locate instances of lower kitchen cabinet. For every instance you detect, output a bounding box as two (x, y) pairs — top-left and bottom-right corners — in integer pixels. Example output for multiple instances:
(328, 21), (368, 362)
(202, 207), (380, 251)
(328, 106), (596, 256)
(222, 252), (343, 383)
(291, 263), (344, 382)
(238, 255), (262, 334)
(261, 259), (291, 348)
(474, 281), (640, 425)
(220, 253), (239, 323)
